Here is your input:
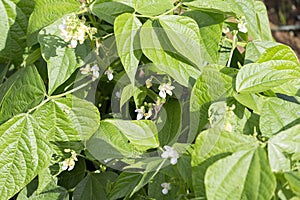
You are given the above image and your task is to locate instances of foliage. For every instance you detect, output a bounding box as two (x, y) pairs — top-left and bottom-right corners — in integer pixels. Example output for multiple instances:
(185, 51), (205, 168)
(0, 0), (300, 199)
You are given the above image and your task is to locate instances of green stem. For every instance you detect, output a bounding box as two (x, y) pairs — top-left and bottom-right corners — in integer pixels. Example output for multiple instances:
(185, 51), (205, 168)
(27, 80), (93, 114)
(50, 80), (93, 99)
(224, 38), (247, 47)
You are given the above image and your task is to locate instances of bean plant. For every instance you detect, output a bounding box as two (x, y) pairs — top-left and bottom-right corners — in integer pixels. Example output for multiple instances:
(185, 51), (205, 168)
(0, 0), (299, 199)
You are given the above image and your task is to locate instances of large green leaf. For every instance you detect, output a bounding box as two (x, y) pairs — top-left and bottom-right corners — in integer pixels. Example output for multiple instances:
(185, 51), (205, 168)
(254, 1), (273, 41)
(0, 114), (51, 199)
(0, 0), (34, 64)
(104, 119), (159, 151)
(17, 179), (68, 200)
(73, 172), (118, 200)
(260, 97), (300, 137)
(189, 65), (232, 142)
(86, 121), (140, 161)
(0, 65), (45, 124)
(183, 1), (235, 15)
(268, 124), (300, 162)
(134, 0), (173, 16)
(140, 20), (200, 87)
(192, 128), (257, 167)
(284, 171), (300, 196)
(91, 1), (134, 25)
(244, 41), (279, 64)
(205, 147), (276, 200)
(236, 61), (300, 93)
(0, 0), (16, 51)
(158, 15), (203, 68)
(183, 10), (224, 64)
(33, 95), (100, 141)
(192, 128), (257, 198)
(27, 0), (80, 44)
(114, 13), (142, 84)
(157, 99), (182, 146)
(38, 17), (89, 94)
(257, 45), (299, 65)
(109, 172), (143, 200)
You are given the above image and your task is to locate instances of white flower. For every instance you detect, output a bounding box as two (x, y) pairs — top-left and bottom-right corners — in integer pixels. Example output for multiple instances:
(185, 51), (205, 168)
(59, 14), (95, 49)
(158, 83), (175, 99)
(70, 39), (78, 48)
(61, 149), (78, 171)
(104, 68), (113, 81)
(161, 145), (179, 165)
(237, 16), (247, 33)
(80, 64), (90, 75)
(135, 107), (145, 120)
(145, 78), (152, 88)
(161, 182), (171, 195)
(238, 23), (247, 33)
(91, 65), (100, 81)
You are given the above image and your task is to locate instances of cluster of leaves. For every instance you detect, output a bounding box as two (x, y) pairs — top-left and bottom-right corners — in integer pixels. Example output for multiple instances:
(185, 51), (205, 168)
(0, 0), (300, 199)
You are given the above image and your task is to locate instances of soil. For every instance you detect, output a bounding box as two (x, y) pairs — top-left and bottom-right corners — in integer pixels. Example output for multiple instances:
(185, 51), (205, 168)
(264, 0), (300, 59)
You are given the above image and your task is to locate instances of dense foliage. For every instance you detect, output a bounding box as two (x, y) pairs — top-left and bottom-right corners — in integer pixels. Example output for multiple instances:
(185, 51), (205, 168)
(0, 0), (300, 199)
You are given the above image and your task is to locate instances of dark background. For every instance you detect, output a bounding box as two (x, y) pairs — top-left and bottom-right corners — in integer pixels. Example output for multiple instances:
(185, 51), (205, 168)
(264, 0), (300, 58)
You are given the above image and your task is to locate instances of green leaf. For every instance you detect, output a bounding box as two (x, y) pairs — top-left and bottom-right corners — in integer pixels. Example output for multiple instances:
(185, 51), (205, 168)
(0, 114), (51, 199)
(267, 142), (290, 173)
(244, 41), (279, 64)
(0, 0), (35, 65)
(91, 1), (134, 25)
(114, 13), (142, 84)
(259, 97), (300, 137)
(0, 65), (45, 124)
(183, 1), (235, 15)
(33, 95), (100, 141)
(157, 99), (182, 146)
(120, 84), (137, 109)
(189, 65), (232, 142)
(86, 121), (140, 161)
(192, 128), (257, 167)
(254, 1), (273, 41)
(257, 45), (299, 65)
(109, 172), (143, 200)
(133, 0), (173, 16)
(158, 15), (203, 68)
(284, 171), (300, 196)
(183, 10), (224, 64)
(27, 0), (80, 44)
(38, 18), (89, 94)
(205, 147), (276, 200)
(73, 172), (118, 200)
(140, 20), (200, 87)
(268, 124), (300, 162)
(233, 93), (263, 114)
(0, 0), (16, 51)
(104, 119), (159, 151)
(17, 179), (68, 200)
(236, 61), (300, 93)
(191, 128), (257, 198)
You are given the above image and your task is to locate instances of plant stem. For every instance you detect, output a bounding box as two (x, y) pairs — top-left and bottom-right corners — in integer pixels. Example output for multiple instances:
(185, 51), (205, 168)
(27, 80), (93, 114)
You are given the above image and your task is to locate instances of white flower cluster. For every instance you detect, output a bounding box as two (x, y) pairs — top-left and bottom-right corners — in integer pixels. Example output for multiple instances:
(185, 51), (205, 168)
(62, 149), (78, 171)
(80, 64), (100, 81)
(59, 13), (96, 48)
(161, 182), (171, 194)
(158, 83), (175, 99)
(135, 104), (153, 120)
(161, 145), (179, 165)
